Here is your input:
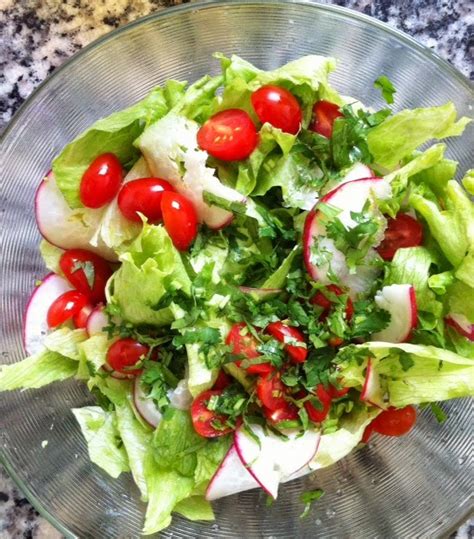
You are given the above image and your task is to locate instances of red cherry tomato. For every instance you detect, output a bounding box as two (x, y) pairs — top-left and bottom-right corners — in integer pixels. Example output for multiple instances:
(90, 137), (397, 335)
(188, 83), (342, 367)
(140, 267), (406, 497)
(47, 290), (89, 329)
(72, 304), (93, 329)
(377, 214), (424, 261)
(311, 284), (354, 322)
(256, 372), (288, 411)
(160, 192), (198, 251)
(197, 109), (258, 161)
(226, 323), (273, 375)
(370, 406), (417, 436)
(117, 178), (175, 224)
(266, 321), (308, 363)
(59, 249), (112, 305)
(251, 85), (302, 134)
(106, 338), (149, 376)
(263, 403), (299, 425)
(213, 369), (232, 390)
(361, 423), (374, 444)
(191, 390), (234, 438)
(310, 100), (343, 138)
(80, 153), (123, 208)
(328, 383), (350, 399)
(304, 384), (332, 423)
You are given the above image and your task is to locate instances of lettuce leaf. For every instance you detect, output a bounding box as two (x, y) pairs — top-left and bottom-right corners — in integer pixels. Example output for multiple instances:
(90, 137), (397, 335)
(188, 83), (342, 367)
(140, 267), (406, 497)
(367, 103), (471, 169)
(111, 224), (191, 325)
(173, 496), (214, 521)
(77, 334), (109, 379)
(39, 240), (64, 274)
(72, 406), (130, 478)
(43, 327), (88, 360)
(447, 281), (474, 324)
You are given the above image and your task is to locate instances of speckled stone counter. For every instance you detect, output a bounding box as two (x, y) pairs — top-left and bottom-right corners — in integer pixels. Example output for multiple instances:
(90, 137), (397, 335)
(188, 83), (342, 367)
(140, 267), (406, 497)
(0, 0), (473, 537)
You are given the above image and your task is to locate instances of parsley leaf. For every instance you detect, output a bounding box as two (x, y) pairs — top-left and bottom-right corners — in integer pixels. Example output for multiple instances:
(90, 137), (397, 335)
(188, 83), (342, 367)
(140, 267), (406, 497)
(429, 402), (448, 424)
(300, 489), (325, 518)
(374, 75), (396, 104)
(397, 350), (415, 372)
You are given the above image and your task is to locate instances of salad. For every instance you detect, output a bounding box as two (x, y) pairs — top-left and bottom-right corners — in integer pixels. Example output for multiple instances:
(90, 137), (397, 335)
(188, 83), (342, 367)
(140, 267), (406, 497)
(1, 53), (473, 535)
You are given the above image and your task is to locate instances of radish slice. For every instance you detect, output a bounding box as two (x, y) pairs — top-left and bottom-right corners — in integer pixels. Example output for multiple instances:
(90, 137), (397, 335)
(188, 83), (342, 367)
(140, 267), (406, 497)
(86, 306), (109, 337)
(23, 273), (73, 355)
(239, 286), (282, 299)
(167, 379), (193, 410)
(360, 358), (387, 409)
(133, 375), (162, 428)
(35, 172), (117, 261)
(342, 163), (374, 183)
(206, 445), (260, 501)
(446, 313), (474, 341)
(372, 284), (417, 343)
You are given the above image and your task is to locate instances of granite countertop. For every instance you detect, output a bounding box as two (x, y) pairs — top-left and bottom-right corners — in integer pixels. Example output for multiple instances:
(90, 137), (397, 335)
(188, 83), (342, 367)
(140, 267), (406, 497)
(0, 0), (472, 537)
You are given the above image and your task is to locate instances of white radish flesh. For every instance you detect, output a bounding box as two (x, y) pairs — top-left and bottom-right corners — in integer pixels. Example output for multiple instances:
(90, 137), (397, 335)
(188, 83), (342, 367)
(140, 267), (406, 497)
(132, 376), (162, 428)
(360, 358), (387, 409)
(446, 313), (474, 342)
(86, 306), (109, 337)
(372, 284), (417, 343)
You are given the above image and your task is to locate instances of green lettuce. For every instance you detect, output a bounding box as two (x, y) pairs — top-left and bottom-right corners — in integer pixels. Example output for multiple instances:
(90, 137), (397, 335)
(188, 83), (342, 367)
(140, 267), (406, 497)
(111, 224), (191, 325)
(39, 240), (64, 274)
(462, 169), (474, 195)
(173, 496), (214, 521)
(72, 406), (130, 478)
(77, 334), (109, 379)
(367, 103), (471, 169)
(447, 281), (474, 323)
(43, 328), (88, 360)
(52, 86), (172, 208)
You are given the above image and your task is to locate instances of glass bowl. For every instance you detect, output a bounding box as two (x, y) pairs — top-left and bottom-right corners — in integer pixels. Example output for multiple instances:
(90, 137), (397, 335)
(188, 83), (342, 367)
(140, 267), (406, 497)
(1, 1), (473, 537)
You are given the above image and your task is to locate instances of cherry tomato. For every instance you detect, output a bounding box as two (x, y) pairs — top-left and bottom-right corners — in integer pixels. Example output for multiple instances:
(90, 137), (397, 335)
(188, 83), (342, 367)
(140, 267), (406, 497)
(304, 384), (332, 423)
(47, 290), (89, 329)
(80, 153), (123, 208)
(213, 369), (232, 390)
(370, 406), (417, 436)
(160, 192), (198, 251)
(377, 214), (424, 261)
(117, 178), (175, 224)
(310, 100), (343, 138)
(106, 338), (149, 376)
(197, 109), (258, 161)
(266, 321), (308, 363)
(361, 423), (374, 444)
(311, 284), (354, 322)
(263, 403), (299, 425)
(59, 249), (112, 305)
(251, 85), (302, 134)
(72, 304), (93, 329)
(256, 372), (288, 411)
(191, 390), (234, 438)
(226, 323), (273, 375)
(328, 383), (350, 399)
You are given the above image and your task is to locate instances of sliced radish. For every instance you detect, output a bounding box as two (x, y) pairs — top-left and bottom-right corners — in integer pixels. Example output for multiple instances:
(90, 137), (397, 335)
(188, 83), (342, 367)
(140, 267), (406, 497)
(206, 445), (260, 501)
(303, 177), (390, 297)
(446, 313), (474, 341)
(342, 163), (374, 183)
(86, 306), (109, 337)
(372, 284), (417, 343)
(239, 286), (282, 299)
(132, 375), (162, 428)
(35, 172), (117, 261)
(167, 379), (193, 410)
(23, 273), (73, 355)
(360, 358), (387, 409)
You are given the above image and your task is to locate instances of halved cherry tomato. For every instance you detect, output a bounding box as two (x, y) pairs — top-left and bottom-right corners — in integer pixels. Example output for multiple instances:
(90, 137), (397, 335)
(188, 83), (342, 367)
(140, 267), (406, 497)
(197, 109), (258, 161)
(304, 384), (332, 423)
(251, 85), (302, 134)
(59, 249), (112, 305)
(47, 290), (89, 329)
(117, 178), (175, 223)
(377, 214), (423, 261)
(263, 402), (299, 425)
(361, 423), (374, 444)
(370, 405), (417, 436)
(72, 304), (93, 329)
(80, 153), (123, 208)
(256, 372), (287, 411)
(160, 192), (198, 251)
(213, 369), (232, 390)
(311, 284), (354, 322)
(106, 338), (149, 376)
(191, 390), (234, 438)
(226, 322), (273, 375)
(310, 100), (343, 138)
(266, 321), (308, 363)
(328, 383), (350, 399)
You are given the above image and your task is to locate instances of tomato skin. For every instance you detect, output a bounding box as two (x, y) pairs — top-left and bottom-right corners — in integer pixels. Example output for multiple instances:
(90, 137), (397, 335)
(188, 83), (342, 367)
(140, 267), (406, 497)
(256, 372), (287, 411)
(213, 369), (232, 390)
(226, 322), (273, 375)
(80, 153), (123, 208)
(160, 192), (198, 251)
(263, 403), (299, 425)
(72, 304), (93, 329)
(371, 406), (417, 436)
(266, 321), (308, 363)
(310, 100), (343, 138)
(304, 384), (332, 423)
(47, 290), (89, 328)
(191, 390), (234, 438)
(117, 178), (175, 224)
(106, 338), (149, 376)
(361, 423), (374, 444)
(311, 284), (354, 322)
(251, 85), (302, 134)
(377, 214), (424, 261)
(197, 109), (258, 161)
(328, 383), (350, 399)
(59, 249), (112, 305)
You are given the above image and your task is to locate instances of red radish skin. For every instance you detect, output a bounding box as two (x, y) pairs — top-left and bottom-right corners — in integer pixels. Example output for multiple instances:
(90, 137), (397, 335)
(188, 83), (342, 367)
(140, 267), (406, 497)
(23, 273), (73, 355)
(372, 284), (417, 343)
(360, 359), (387, 410)
(446, 314), (474, 341)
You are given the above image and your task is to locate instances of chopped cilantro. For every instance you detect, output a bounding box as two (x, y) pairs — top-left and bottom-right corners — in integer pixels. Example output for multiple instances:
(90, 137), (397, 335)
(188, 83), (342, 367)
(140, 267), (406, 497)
(300, 489), (325, 518)
(397, 350), (415, 372)
(430, 402), (448, 424)
(374, 75), (396, 104)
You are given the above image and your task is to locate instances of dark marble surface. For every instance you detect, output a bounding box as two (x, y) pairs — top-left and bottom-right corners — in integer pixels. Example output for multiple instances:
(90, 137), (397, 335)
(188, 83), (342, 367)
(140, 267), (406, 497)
(0, 0), (473, 537)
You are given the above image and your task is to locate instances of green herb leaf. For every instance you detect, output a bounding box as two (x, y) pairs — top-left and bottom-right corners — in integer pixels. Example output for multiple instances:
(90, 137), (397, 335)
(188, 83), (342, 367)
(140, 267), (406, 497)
(374, 75), (396, 104)
(72, 260), (95, 289)
(299, 489), (325, 518)
(429, 402), (448, 424)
